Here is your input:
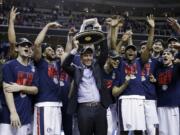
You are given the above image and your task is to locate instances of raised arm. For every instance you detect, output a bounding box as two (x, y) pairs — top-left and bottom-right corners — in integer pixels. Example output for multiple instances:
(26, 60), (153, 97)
(116, 30), (133, 54)
(65, 27), (77, 53)
(106, 16), (124, 50)
(173, 44), (180, 64)
(141, 15), (155, 63)
(127, 30), (133, 45)
(62, 48), (78, 77)
(167, 17), (180, 35)
(62, 36), (79, 76)
(34, 22), (62, 62)
(96, 39), (109, 68)
(8, 7), (19, 59)
(59, 28), (78, 65)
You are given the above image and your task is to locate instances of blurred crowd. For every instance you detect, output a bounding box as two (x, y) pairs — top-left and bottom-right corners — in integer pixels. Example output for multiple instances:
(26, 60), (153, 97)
(0, 3), (177, 36)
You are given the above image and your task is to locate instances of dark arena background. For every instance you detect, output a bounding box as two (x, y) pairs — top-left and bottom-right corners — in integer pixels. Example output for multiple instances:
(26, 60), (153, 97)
(1, 1), (180, 135)
(0, 0), (180, 58)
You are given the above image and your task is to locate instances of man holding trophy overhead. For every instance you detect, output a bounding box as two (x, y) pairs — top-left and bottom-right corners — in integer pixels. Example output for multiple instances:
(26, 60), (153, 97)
(62, 18), (112, 135)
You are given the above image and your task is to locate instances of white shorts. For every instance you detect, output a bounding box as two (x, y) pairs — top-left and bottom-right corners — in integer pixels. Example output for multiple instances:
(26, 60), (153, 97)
(144, 100), (159, 135)
(0, 123), (31, 135)
(107, 103), (118, 135)
(144, 100), (159, 126)
(119, 95), (146, 131)
(33, 102), (62, 135)
(158, 107), (180, 135)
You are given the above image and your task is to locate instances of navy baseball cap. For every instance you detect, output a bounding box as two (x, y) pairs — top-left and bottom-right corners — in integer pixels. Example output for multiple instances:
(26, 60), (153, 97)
(16, 38), (32, 46)
(125, 45), (137, 52)
(55, 45), (64, 51)
(108, 50), (120, 58)
(167, 37), (178, 43)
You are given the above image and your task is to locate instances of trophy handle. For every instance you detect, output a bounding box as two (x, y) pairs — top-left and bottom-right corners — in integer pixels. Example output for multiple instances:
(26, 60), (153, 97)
(79, 18), (98, 32)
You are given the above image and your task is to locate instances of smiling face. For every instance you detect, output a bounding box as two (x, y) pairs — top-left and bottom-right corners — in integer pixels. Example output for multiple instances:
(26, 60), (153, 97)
(81, 51), (93, 67)
(162, 50), (174, 66)
(152, 41), (164, 53)
(43, 46), (56, 61)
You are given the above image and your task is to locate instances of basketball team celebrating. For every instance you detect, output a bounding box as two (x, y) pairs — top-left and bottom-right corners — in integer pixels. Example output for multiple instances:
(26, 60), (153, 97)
(0, 7), (180, 135)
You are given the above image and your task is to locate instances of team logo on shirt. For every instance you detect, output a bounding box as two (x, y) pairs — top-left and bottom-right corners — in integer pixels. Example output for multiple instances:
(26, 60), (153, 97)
(48, 63), (59, 84)
(157, 70), (172, 91)
(125, 63), (137, 79)
(16, 71), (34, 98)
(59, 70), (69, 86)
(60, 70), (69, 81)
(16, 71), (33, 85)
(141, 63), (151, 81)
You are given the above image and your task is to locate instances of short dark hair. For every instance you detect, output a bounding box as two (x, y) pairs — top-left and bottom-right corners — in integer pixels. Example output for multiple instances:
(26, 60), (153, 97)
(55, 45), (64, 51)
(41, 43), (52, 53)
(167, 37), (178, 44)
(80, 46), (94, 54)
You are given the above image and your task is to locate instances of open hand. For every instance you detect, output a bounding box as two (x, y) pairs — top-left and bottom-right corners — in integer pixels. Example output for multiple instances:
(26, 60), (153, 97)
(72, 37), (79, 49)
(147, 14), (155, 28)
(10, 6), (20, 22)
(167, 17), (180, 33)
(167, 17), (178, 27)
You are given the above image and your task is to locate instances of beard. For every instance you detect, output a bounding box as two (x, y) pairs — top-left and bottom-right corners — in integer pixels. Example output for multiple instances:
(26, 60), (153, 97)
(46, 54), (55, 61)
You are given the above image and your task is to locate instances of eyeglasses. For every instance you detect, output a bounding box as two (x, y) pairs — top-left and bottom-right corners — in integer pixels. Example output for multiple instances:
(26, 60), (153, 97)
(111, 57), (120, 61)
(18, 43), (32, 48)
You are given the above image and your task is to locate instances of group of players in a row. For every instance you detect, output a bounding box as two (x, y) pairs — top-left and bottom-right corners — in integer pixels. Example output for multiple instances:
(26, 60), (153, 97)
(0, 6), (180, 135)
